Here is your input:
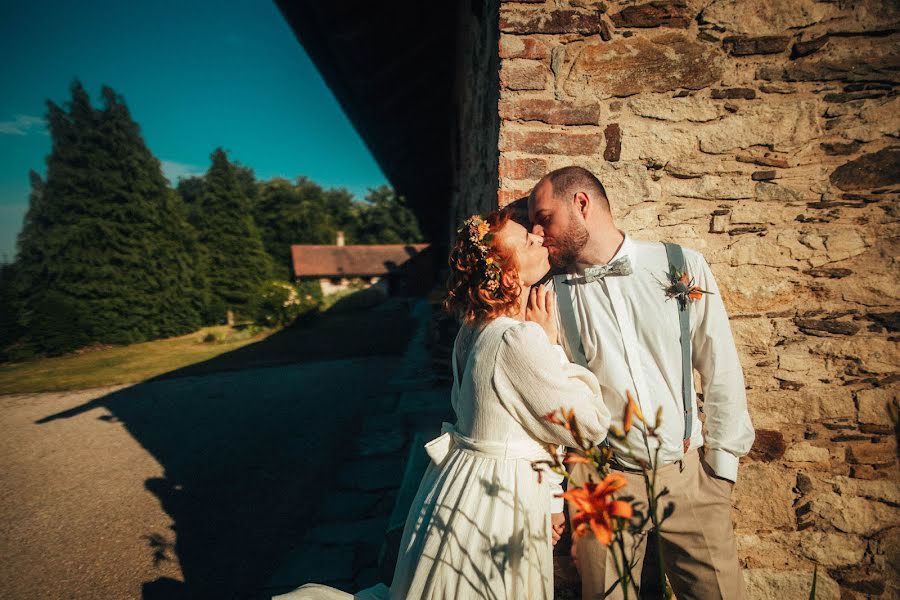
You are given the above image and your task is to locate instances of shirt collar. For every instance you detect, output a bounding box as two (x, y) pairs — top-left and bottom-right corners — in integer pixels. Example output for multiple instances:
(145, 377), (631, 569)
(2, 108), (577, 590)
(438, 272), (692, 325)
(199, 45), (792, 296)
(573, 231), (633, 274)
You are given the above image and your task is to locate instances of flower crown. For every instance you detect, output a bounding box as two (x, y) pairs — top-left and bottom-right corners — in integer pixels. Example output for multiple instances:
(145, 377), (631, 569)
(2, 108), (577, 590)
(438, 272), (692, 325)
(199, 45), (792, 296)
(459, 215), (503, 296)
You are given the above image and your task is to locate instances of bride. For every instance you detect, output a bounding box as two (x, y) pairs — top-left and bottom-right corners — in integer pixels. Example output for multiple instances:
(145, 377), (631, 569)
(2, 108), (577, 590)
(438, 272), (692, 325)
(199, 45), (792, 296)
(278, 209), (610, 599)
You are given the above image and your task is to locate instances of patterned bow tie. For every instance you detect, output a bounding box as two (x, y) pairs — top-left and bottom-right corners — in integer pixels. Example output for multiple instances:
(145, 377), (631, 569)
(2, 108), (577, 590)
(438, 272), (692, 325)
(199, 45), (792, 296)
(583, 256), (633, 282)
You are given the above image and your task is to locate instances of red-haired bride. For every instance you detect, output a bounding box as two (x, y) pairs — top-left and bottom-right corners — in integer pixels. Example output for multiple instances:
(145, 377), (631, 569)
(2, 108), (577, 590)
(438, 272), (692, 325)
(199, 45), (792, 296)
(278, 209), (610, 600)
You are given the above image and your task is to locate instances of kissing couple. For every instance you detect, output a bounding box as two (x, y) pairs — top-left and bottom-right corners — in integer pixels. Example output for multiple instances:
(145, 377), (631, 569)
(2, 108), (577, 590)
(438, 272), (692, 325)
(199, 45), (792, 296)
(279, 166), (755, 600)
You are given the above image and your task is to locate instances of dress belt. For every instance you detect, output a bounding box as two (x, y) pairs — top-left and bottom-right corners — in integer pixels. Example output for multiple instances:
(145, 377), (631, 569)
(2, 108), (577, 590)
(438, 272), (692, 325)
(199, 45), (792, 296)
(425, 422), (551, 466)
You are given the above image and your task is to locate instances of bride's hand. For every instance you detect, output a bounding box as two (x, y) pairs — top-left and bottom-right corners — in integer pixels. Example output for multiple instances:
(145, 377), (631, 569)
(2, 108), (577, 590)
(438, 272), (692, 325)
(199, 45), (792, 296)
(526, 284), (558, 344)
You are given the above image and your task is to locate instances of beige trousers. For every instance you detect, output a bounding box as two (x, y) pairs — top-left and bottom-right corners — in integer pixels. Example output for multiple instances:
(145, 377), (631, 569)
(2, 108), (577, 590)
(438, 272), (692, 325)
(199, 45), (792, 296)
(570, 450), (745, 600)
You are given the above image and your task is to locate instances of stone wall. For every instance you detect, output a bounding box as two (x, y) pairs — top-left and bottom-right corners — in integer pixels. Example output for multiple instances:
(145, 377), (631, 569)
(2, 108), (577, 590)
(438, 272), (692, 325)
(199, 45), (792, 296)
(450, 1), (502, 242)
(494, 1), (900, 597)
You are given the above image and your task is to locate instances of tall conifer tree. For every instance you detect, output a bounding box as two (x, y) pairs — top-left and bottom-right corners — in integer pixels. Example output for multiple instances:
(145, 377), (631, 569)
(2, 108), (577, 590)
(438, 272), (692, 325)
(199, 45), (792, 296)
(13, 81), (205, 354)
(187, 149), (272, 315)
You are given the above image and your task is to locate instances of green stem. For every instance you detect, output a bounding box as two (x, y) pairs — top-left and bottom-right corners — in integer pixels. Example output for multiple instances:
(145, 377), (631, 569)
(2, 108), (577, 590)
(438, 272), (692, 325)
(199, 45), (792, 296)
(609, 532), (628, 600)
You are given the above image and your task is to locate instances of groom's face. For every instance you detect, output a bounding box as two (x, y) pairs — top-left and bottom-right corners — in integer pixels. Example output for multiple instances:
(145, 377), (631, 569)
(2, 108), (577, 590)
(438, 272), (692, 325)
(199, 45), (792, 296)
(528, 181), (588, 269)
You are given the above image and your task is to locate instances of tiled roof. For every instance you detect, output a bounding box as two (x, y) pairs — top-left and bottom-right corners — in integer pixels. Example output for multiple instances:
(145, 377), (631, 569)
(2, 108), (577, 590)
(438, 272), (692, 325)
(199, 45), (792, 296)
(291, 244), (430, 278)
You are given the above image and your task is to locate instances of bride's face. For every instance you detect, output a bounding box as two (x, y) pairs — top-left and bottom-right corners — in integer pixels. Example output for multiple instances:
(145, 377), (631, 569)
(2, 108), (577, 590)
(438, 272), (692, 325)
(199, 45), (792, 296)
(494, 220), (550, 287)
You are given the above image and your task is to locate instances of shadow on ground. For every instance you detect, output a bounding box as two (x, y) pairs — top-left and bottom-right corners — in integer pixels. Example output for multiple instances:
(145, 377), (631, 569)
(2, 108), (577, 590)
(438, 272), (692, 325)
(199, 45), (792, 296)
(34, 297), (419, 599)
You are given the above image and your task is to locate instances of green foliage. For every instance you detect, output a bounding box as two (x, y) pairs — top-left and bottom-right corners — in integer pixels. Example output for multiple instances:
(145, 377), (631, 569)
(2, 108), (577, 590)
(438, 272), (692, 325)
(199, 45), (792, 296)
(184, 148), (272, 319)
(11, 81), (205, 356)
(0, 263), (28, 360)
(355, 186), (424, 245)
(251, 179), (425, 280)
(4, 81), (427, 360)
(250, 280), (320, 327)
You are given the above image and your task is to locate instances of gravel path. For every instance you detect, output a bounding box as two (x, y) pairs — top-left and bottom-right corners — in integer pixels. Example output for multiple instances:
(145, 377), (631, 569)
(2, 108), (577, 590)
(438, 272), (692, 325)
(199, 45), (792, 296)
(0, 357), (400, 599)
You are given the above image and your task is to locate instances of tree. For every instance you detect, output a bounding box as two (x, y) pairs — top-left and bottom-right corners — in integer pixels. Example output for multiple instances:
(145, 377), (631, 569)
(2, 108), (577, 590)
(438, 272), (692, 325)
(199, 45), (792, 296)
(253, 177), (338, 279)
(12, 81), (205, 355)
(354, 186), (424, 244)
(187, 148), (272, 317)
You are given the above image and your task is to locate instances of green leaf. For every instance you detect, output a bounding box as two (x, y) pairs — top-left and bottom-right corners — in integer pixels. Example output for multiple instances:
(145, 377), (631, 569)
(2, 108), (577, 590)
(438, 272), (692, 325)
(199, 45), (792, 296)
(808, 565), (818, 600)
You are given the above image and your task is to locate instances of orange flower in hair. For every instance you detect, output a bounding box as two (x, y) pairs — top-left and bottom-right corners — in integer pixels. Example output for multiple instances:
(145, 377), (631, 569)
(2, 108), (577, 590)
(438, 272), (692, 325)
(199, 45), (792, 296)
(459, 215), (503, 297)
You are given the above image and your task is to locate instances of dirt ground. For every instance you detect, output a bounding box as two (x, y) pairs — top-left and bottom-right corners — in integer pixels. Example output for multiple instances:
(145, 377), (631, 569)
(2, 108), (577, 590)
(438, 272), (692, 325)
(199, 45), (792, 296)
(0, 356), (401, 599)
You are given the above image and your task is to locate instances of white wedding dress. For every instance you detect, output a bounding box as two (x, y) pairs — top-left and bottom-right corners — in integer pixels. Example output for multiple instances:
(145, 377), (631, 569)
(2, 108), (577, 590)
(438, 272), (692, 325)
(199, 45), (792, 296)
(277, 317), (609, 600)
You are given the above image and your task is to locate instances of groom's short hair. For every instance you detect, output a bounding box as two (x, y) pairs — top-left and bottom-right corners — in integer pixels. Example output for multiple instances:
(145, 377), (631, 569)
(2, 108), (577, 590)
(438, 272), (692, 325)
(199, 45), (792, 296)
(543, 166), (610, 212)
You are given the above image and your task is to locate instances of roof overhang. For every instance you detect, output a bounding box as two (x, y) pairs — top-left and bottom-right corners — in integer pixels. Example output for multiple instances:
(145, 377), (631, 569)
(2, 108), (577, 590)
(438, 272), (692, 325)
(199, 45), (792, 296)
(275, 1), (459, 242)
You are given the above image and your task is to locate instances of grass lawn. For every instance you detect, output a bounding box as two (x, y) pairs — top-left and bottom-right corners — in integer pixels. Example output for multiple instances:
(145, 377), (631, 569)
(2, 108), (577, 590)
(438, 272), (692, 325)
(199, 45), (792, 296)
(0, 326), (273, 395)
(0, 303), (416, 395)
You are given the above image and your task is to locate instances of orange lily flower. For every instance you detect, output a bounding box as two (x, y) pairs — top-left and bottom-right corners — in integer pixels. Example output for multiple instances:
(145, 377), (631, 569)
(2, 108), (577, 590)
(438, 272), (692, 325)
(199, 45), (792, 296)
(688, 287), (704, 301)
(559, 474), (634, 545)
(563, 452), (593, 465)
(623, 390), (645, 433)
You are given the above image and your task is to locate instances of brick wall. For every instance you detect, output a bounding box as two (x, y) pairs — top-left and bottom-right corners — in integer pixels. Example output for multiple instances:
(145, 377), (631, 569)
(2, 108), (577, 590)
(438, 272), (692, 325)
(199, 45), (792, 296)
(494, 1), (899, 597)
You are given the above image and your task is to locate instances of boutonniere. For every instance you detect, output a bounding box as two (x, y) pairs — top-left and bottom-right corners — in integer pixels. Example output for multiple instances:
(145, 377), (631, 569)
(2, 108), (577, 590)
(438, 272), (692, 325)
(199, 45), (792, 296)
(658, 266), (712, 310)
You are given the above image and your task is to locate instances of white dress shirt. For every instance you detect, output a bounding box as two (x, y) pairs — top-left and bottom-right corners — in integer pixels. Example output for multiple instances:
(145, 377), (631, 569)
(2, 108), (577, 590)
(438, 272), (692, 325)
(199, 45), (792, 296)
(550, 235), (755, 482)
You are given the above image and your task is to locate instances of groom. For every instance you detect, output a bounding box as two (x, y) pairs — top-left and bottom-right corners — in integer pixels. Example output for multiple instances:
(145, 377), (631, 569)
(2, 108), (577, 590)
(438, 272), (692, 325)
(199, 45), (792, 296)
(527, 166), (755, 600)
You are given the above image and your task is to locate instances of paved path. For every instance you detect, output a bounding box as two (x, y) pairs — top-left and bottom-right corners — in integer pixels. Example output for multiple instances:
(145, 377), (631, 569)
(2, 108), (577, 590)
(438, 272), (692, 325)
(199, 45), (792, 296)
(0, 356), (401, 600)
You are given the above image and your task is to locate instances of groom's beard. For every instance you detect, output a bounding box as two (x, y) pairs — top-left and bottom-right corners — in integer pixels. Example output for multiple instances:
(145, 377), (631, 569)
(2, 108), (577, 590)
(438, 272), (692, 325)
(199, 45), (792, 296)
(548, 218), (589, 269)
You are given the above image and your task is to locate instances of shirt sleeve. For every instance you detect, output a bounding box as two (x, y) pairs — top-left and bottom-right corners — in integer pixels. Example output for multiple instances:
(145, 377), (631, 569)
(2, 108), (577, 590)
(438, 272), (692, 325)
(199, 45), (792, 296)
(688, 253), (756, 482)
(492, 321), (611, 451)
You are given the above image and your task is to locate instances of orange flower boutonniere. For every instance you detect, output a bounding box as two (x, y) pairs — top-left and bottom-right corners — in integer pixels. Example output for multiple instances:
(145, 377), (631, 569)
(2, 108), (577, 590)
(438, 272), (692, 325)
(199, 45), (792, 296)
(660, 265), (712, 311)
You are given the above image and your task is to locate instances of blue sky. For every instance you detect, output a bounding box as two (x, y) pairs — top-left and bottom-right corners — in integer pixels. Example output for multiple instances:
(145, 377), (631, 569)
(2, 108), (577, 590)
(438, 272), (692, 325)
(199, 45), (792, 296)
(0, 0), (388, 261)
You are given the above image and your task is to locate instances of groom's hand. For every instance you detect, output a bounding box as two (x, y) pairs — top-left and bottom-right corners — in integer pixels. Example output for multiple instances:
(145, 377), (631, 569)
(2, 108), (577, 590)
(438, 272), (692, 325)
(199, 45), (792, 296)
(551, 511), (566, 546)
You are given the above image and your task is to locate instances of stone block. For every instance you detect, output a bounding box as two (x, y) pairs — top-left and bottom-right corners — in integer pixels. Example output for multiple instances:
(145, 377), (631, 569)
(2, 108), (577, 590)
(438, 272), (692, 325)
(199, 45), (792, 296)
(845, 439), (896, 467)
(747, 429), (786, 462)
(699, 0), (832, 35)
(821, 141), (860, 156)
(796, 531), (868, 568)
(609, 1), (693, 28)
(737, 534), (805, 569)
(499, 98), (601, 125)
(830, 147), (900, 192)
(792, 35), (829, 59)
(564, 33), (724, 99)
(733, 463), (796, 531)
(603, 123), (621, 161)
(831, 475), (900, 506)
(757, 34), (900, 83)
(628, 95), (720, 122)
(857, 385), (897, 426)
(823, 229), (867, 263)
(500, 59), (550, 91)
(743, 568), (840, 600)
(667, 175), (755, 200)
(794, 318), (861, 337)
(499, 128), (602, 155)
(754, 182), (801, 203)
(499, 35), (550, 60)
(810, 491), (900, 535)
(500, 7), (601, 34)
(498, 156), (548, 181)
(724, 35), (790, 56)
(711, 87), (756, 100)
(697, 101), (820, 154)
(714, 264), (802, 313)
(739, 531), (868, 570)
(619, 120), (697, 164)
(783, 442), (831, 463)
(591, 161), (662, 206)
